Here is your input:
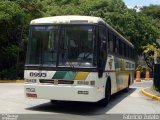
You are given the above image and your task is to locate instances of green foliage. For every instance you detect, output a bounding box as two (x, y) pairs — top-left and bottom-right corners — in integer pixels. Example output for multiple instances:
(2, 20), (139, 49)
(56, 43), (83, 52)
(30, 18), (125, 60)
(141, 5), (160, 38)
(143, 44), (160, 70)
(0, 0), (42, 79)
(136, 64), (147, 71)
(142, 5), (160, 19)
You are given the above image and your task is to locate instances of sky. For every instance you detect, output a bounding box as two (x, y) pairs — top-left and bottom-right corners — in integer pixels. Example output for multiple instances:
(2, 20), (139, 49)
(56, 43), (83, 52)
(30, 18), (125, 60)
(123, 0), (160, 8)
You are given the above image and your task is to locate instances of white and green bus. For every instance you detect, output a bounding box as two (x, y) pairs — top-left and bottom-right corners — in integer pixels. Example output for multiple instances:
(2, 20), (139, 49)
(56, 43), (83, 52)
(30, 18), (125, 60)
(24, 15), (135, 106)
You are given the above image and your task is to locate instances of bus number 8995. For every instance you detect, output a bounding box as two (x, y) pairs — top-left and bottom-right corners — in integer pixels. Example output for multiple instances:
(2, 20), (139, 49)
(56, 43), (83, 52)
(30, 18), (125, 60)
(29, 72), (46, 77)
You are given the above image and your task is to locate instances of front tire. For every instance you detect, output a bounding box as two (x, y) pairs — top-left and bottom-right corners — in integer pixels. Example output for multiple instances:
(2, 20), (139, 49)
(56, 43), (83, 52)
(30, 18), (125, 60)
(98, 81), (111, 107)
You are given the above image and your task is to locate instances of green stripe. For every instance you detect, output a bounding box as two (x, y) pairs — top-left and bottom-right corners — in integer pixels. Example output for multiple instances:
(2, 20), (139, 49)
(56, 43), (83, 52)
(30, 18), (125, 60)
(52, 71), (67, 79)
(64, 71), (76, 80)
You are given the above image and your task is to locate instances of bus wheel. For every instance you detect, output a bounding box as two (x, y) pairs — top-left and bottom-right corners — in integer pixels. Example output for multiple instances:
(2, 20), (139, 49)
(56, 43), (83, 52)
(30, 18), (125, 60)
(124, 75), (130, 93)
(98, 80), (111, 107)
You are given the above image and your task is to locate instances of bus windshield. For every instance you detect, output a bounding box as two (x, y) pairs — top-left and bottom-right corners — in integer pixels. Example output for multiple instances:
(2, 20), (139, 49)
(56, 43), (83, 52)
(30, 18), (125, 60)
(26, 25), (97, 68)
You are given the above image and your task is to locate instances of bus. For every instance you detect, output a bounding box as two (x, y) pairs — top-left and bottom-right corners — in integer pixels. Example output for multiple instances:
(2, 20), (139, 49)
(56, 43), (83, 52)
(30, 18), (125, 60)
(24, 15), (135, 106)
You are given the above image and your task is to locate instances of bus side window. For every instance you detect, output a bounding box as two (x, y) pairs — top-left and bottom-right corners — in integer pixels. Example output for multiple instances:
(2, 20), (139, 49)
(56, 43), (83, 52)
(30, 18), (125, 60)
(127, 45), (130, 58)
(107, 31), (110, 51)
(124, 43), (127, 57)
(131, 48), (134, 59)
(116, 37), (119, 54)
(99, 25), (107, 57)
(113, 35), (116, 53)
(119, 39), (122, 55)
(126, 45), (128, 58)
(108, 32), (113, 53)
(129, 47), (131, 58)
(99, 26), (107, 42)
(106, 29), (109, 52)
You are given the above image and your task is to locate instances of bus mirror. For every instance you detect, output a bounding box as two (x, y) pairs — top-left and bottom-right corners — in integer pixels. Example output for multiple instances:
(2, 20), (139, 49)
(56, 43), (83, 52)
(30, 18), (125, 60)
(98, 69), (103, 78)
(100, 41), (107, 54)
(100, 41), (107, 58)
(101, 41), (106, 52)
(98, 59), (104, 78)
(98, 41), (106, 78)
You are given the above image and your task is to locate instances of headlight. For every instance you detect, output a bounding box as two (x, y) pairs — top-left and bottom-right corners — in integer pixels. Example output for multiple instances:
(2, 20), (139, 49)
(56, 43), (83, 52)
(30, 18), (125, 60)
(25, 79), (36, 83)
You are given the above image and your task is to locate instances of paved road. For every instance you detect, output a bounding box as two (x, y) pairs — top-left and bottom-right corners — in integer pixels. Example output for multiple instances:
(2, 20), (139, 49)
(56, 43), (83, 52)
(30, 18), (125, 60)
(0, 80), (159, 119)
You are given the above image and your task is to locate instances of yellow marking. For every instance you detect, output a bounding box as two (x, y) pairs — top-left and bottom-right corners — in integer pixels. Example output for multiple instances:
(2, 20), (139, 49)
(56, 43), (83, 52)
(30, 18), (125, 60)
(75, 72), (89, 80)
(141, 89), (160, 101)
(0, 80), (24, 83)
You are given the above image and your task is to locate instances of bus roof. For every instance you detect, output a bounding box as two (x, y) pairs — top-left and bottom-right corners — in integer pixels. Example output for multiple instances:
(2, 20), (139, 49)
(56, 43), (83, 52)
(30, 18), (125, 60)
(30, 15), (134, 47)
(30, 15), (105, 25)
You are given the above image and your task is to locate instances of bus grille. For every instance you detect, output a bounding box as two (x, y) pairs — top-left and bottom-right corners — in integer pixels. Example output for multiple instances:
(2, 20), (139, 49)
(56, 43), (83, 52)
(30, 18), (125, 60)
(39, 79), (74, 84)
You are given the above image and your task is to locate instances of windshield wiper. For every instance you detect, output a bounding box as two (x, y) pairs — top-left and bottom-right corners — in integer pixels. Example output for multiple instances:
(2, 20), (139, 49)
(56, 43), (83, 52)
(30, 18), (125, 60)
(61, 52), (77, 69)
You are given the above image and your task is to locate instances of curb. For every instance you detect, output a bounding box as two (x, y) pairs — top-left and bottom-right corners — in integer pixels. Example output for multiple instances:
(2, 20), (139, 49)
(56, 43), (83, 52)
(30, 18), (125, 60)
(141, 88), (160, 101)
(0, 80), (24, 83)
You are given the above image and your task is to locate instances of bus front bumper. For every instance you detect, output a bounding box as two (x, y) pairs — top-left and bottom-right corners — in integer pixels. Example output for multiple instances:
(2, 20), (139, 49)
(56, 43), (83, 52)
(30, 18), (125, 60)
(24, 84), (104, 102)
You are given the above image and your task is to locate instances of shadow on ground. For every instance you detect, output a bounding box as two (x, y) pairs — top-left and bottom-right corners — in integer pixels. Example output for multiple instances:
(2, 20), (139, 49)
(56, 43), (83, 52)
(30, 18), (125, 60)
(26, 88), (136, 115)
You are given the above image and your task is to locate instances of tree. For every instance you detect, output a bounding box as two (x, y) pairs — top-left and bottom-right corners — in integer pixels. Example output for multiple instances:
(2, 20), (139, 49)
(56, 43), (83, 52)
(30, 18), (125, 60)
(0, 0), (42, 79)
(141, 5), (160, 20)
(141, 5), (160, 42)
(143, 44), (160, 71)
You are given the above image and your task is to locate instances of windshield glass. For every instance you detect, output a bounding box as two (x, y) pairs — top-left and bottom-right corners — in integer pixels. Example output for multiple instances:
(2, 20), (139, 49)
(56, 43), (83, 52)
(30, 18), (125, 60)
(26, 25), (97, 68)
